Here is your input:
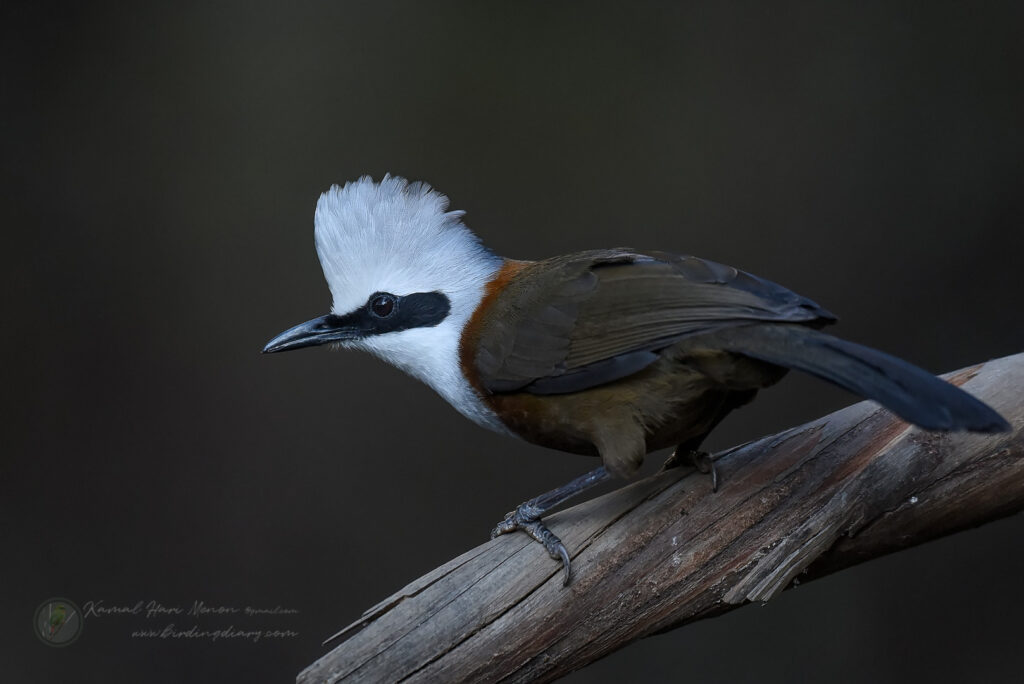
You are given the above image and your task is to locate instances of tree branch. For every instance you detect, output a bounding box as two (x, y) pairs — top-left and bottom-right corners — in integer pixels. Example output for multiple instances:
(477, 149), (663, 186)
(298, 352), (1024, 684)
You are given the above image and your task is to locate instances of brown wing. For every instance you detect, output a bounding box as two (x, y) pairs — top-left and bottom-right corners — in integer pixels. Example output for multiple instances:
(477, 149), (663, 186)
(474, 249), (835, 395)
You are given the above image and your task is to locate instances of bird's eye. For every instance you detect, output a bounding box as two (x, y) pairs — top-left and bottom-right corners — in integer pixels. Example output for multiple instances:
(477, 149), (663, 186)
(369, 293), (396, 318)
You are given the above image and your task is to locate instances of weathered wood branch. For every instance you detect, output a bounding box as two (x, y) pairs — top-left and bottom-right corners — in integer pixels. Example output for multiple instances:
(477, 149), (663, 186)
(299, 352), (1024, 684)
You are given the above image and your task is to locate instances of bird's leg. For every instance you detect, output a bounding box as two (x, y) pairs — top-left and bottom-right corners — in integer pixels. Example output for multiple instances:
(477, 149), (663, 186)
(662, 447), (719, 492)
(491, 465), (611, 586)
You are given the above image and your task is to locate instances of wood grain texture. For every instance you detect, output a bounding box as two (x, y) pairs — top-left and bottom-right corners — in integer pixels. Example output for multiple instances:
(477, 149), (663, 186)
(299, 352), (1023, 684)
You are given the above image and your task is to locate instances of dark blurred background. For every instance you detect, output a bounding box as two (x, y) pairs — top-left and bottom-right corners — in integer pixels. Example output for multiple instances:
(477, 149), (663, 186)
(3, 1), (1022, 681)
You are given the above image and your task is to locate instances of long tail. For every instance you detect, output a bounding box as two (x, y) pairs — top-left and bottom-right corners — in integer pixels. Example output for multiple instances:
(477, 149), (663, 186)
(718, 324), (1010, 432)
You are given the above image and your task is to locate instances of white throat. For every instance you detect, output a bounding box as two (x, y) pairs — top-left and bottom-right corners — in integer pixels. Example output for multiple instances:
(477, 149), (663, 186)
(353, 315), (508, 433)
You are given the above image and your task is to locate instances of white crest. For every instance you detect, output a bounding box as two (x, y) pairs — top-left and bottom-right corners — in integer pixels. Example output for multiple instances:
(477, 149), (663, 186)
(315, 175), (499, 316)
(313, 175), (509, 433)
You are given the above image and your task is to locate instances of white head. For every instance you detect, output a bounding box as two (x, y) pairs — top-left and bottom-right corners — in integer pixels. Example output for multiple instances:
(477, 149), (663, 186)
(313, 175), (500, 323)
(264, 175), (508, 431)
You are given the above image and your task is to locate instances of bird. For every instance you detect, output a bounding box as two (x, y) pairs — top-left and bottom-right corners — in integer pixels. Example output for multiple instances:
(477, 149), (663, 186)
(264, 174), (1009, 585)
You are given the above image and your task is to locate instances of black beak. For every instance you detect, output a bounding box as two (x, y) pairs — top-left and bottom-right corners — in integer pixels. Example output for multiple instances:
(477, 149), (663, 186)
(262, 314), (361, 354)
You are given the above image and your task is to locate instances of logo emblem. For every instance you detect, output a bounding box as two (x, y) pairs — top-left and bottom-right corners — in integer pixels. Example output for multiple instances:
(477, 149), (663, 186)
(34, 598), (83, 647)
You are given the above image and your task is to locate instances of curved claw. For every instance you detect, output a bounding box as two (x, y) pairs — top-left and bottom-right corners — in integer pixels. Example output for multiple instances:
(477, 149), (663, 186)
(691, 452), (719, 493)
(555, 541), (571, 586)
(490, 513), (517, 540)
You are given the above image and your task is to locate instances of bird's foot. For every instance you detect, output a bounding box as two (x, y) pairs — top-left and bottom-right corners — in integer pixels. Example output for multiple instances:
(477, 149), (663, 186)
(662, 448), (719, 492)
(492, 504), (572, 586)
